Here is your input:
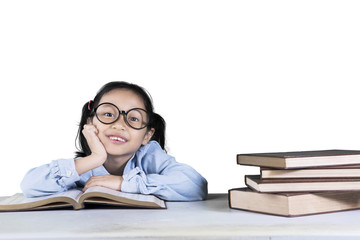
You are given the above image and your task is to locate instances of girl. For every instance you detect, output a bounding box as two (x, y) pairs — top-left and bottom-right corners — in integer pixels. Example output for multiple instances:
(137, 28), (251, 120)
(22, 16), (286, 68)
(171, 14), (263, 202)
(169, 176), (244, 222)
(21, 81), (208, 201)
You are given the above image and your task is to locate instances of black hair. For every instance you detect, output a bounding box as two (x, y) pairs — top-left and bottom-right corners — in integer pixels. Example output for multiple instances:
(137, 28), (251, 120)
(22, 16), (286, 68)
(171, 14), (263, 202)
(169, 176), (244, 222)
(75, 81), (166, 158)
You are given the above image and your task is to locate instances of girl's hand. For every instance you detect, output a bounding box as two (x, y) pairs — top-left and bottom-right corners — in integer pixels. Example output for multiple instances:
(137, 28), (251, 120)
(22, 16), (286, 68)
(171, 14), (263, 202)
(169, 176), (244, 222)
(75, 122), (108, 175)
(82, 123), (107, 164)
(82, 175), (123, 192)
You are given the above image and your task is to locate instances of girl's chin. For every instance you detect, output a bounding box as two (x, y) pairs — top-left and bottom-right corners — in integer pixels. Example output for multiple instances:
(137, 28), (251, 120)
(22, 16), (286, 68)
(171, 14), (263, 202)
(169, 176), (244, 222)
(103, 142), (143, 158)
(105, 146), (134, 158)
(106, 151), (134, 160)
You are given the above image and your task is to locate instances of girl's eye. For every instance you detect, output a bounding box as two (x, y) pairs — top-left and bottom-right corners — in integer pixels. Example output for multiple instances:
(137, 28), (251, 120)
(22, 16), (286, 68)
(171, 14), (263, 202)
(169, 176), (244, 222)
(104, 112), (115, 118)
(128, 117), (139, 122)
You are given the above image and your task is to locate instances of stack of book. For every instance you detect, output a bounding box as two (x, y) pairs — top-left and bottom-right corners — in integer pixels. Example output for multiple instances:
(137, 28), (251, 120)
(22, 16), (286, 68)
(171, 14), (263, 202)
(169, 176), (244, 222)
(229, 149), (360, 217)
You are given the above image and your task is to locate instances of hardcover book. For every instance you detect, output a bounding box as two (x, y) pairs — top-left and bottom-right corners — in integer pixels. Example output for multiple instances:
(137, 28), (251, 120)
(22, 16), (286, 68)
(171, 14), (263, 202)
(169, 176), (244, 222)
(261, 165), (360, 179)
(229, 188), (360, 217)
(245, 175), (360, 193)
(0, 186), (166, 211)
(237, 149), (360, 169)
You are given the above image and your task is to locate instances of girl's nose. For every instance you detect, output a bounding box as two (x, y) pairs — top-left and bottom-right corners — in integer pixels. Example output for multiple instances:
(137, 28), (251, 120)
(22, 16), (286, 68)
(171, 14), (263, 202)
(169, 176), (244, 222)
(111, 114), (127, 130)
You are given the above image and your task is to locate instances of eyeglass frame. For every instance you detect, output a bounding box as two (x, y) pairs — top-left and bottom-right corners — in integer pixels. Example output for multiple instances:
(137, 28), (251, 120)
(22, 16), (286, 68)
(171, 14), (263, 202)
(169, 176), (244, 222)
(91, 102), (150, 130)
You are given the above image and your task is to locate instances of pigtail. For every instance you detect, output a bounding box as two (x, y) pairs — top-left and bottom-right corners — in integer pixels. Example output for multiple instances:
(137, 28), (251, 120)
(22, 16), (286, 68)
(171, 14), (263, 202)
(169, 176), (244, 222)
(75, 101), (94, 158)
(150, 113), (166, 151)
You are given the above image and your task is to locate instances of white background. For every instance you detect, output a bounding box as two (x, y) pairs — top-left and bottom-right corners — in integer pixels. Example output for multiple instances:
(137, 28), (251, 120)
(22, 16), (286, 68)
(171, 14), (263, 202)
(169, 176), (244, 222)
(0, 0), (359, 196)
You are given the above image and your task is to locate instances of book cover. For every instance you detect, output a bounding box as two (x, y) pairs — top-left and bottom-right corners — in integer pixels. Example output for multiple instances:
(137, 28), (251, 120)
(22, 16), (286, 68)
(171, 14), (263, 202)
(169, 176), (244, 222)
(229, 188), (360, 217)
(261, 165), (360, 179)
(245, 175), (360, 193)
(237, 149), (360, 169)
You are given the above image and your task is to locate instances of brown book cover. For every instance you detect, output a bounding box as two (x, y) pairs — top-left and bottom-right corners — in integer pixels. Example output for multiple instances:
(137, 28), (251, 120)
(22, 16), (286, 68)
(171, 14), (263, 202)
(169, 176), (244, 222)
(245, 175), (360, 193)
(237, 149), (360, 169)
(229, 188), (360, 217)
(260, 165), (360, 179)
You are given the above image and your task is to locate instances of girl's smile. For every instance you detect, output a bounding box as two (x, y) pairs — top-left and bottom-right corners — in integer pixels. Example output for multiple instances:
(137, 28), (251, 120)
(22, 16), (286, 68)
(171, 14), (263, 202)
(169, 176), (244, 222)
(107, 134), (128, 144)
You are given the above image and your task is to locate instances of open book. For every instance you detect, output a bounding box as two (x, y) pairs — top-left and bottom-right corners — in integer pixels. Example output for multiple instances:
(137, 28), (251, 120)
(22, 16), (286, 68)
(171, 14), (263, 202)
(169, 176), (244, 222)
(0, 186), (166, 211)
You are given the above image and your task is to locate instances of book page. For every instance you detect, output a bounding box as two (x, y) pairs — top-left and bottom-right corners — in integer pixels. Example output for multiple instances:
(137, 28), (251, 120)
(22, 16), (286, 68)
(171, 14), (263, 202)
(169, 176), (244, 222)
(83, 186), (165, 207)
(0, 189), (83, 206)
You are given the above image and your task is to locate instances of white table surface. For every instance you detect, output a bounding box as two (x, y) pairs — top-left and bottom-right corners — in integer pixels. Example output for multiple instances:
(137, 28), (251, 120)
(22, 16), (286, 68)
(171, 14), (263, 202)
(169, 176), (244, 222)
(1, 194), (360, 239)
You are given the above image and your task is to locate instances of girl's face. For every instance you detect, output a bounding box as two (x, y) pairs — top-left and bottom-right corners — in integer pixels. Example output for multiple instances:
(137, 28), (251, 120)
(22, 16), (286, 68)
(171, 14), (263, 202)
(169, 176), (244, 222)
(92, 89), (154, 161)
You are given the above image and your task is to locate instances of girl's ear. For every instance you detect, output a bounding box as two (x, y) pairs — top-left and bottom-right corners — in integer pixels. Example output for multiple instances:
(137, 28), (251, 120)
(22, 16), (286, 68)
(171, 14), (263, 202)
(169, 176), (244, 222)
(142, 128), (155, 145)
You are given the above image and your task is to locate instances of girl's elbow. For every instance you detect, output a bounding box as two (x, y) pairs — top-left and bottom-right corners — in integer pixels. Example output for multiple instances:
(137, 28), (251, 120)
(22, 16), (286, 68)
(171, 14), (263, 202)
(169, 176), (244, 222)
(195, 180), (208, 200)
(201, 184), (208, 200)
(20, 179), (39, 198)
(20, 175), (58, 198)
(181, 179), (208, 201)
(20, 168), (48, 197)
(194, 176), (208, 200)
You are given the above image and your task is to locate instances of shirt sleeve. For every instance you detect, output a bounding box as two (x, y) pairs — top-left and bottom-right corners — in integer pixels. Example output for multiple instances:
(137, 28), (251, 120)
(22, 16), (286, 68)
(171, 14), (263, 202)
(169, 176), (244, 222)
(120, 143), (208, 201)
(20, 158), (80, 197)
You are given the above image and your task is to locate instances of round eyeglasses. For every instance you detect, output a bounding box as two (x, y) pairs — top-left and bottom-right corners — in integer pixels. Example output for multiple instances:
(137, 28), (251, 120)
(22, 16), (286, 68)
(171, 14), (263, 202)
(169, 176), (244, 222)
(93, 102), (149, 130)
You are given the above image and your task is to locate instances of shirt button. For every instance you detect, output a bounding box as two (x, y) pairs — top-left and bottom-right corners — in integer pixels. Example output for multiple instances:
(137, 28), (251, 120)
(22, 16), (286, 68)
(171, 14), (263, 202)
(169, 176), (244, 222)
(66, 170), (72, 177)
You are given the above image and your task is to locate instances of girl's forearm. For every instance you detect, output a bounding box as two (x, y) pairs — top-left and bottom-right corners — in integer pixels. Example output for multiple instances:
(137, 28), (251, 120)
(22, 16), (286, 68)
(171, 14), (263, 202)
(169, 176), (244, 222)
(75, 154), (106, 175)
(21, 159), (80, 197)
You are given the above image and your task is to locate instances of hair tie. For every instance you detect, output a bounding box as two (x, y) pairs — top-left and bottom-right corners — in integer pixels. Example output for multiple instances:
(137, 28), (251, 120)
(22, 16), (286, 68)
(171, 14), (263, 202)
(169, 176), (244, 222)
(88, 100), (94, 111)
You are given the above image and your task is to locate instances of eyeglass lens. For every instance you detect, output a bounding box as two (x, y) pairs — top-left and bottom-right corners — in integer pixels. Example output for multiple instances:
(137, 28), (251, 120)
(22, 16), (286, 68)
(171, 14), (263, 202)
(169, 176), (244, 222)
(95, 103), (148, 129)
